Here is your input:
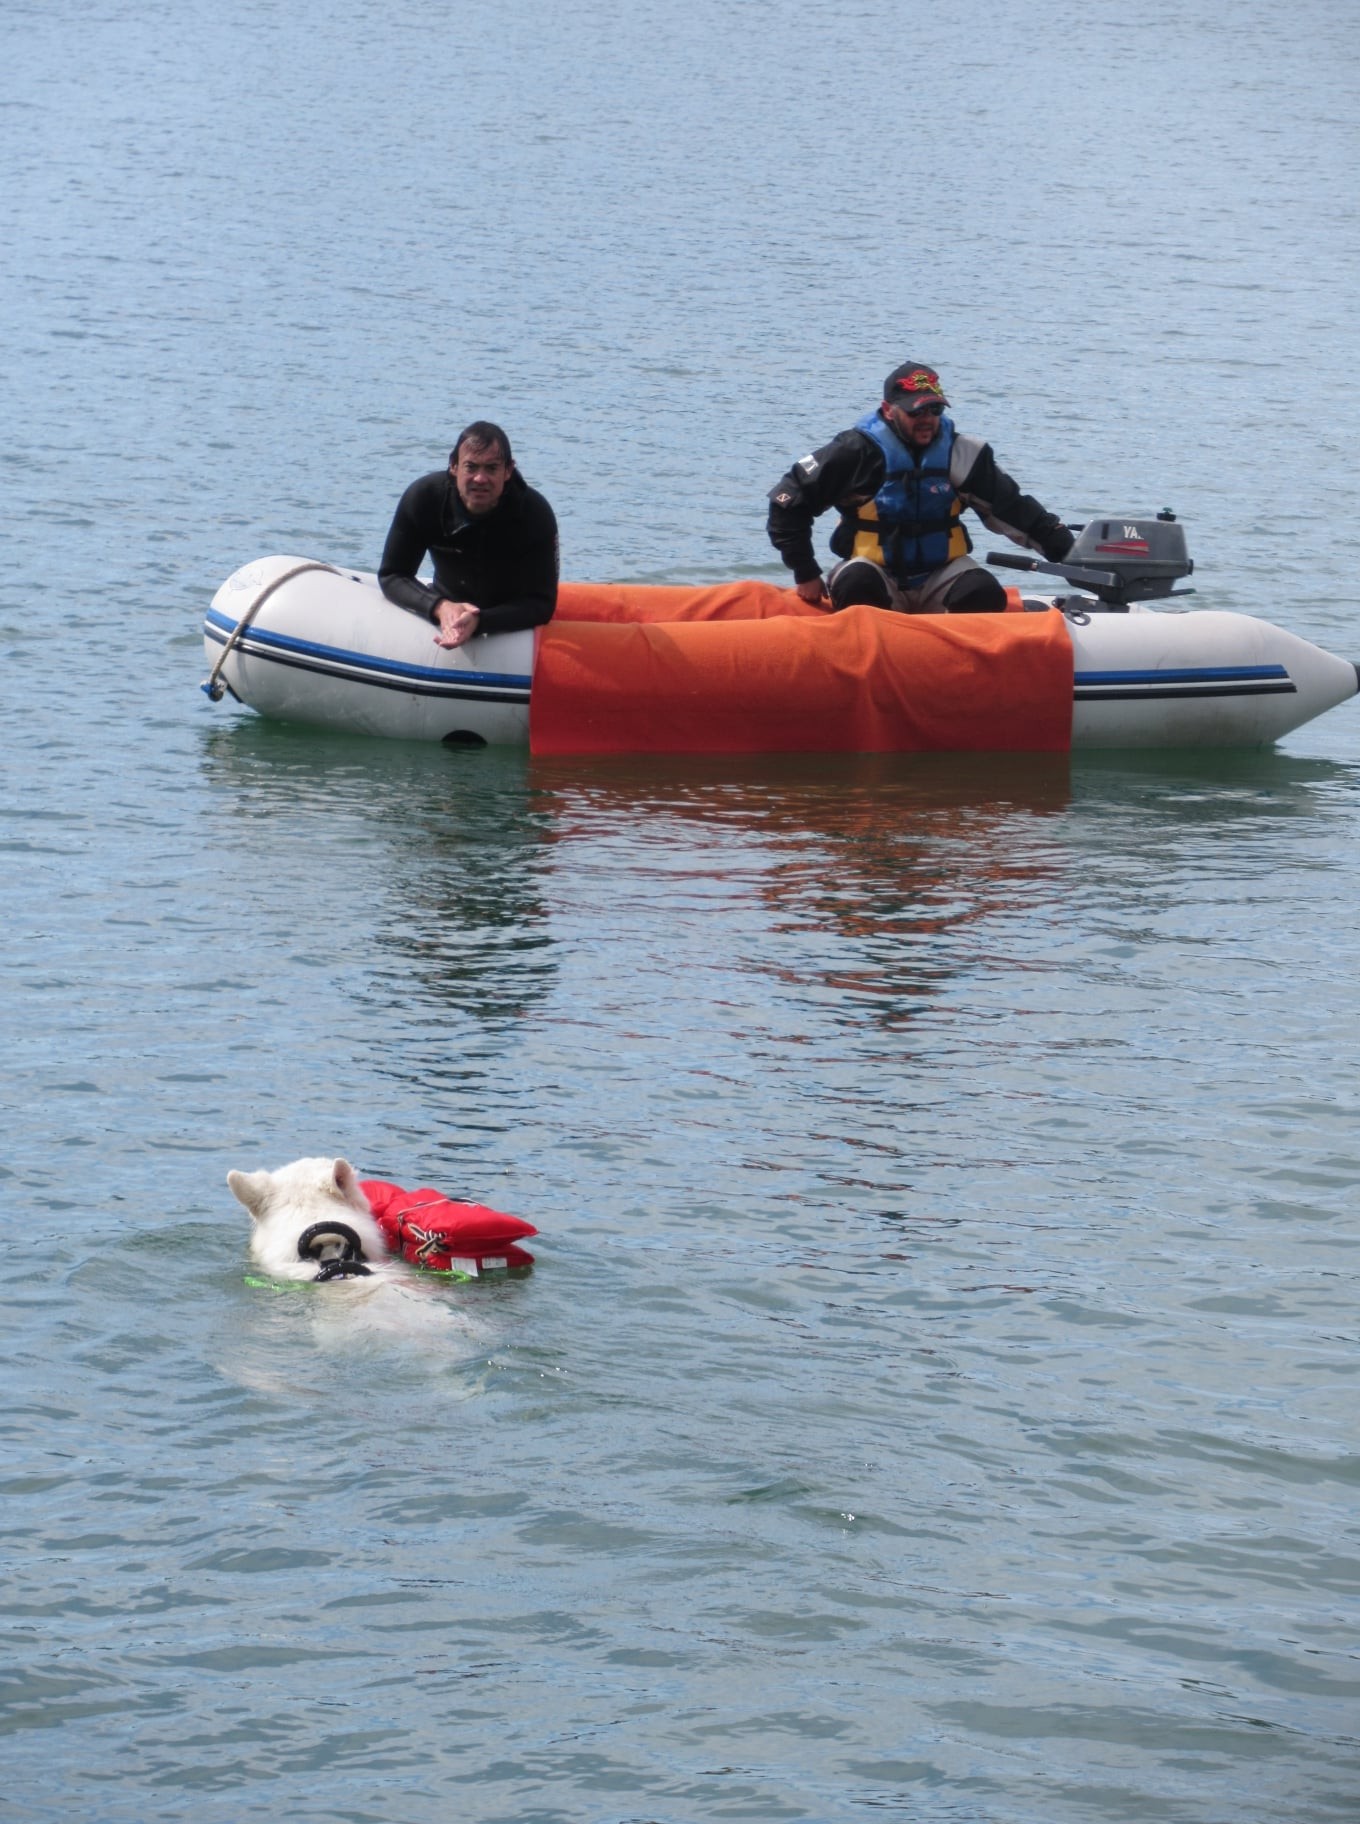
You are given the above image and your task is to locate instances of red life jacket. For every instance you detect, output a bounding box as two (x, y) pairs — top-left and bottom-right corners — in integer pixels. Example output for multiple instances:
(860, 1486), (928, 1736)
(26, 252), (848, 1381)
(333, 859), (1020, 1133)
(360, 1180), (536, 1274)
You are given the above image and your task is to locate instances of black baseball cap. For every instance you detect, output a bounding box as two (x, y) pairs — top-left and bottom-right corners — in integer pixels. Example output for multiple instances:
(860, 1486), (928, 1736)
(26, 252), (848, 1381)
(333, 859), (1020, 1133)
(884, 363), (949, 407)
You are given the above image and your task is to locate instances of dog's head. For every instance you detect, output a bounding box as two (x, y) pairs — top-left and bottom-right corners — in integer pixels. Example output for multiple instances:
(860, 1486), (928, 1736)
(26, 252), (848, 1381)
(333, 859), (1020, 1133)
(229, 1156), (384, 1280)
(228, 1155), (370, 1223)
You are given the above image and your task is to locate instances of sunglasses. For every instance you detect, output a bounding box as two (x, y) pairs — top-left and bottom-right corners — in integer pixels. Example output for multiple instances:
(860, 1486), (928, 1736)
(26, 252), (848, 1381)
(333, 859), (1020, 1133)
(901, 399), (945, 418)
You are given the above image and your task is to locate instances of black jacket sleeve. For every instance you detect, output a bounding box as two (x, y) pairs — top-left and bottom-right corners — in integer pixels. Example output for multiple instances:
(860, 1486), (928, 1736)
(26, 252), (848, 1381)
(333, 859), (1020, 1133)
(475, 492), (559, 637)
(378, 473), (446, 620)
(951, 438), (1073, 561)
(766, 432), (885, 583)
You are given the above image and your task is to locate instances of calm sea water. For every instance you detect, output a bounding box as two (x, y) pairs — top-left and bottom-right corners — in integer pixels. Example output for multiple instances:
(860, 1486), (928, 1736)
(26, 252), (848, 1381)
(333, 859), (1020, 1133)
(4, 2), (1359, 1820)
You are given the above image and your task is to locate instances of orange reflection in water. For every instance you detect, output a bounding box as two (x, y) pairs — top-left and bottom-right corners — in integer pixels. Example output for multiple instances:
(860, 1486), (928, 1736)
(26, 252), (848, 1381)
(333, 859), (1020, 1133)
(530, 749), (1072, 1030)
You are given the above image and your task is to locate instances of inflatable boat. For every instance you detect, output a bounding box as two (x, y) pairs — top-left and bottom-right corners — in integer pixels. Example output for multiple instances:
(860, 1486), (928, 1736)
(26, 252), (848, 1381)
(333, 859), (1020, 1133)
(201, 515), (1359, 753)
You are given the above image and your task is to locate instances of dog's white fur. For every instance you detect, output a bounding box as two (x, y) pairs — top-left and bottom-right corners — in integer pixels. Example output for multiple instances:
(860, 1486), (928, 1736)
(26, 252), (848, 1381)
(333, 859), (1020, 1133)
(228, 1155), (393, 1283)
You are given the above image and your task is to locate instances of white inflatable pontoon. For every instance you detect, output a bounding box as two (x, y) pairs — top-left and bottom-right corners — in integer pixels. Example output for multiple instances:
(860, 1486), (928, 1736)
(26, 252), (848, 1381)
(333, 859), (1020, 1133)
(202, 516), (1359, 751)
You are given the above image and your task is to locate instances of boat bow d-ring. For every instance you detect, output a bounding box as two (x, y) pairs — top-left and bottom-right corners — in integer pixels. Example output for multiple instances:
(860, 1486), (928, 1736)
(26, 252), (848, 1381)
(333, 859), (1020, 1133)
(201, 560), (341, 701)
(296, 1220), (374, 1281)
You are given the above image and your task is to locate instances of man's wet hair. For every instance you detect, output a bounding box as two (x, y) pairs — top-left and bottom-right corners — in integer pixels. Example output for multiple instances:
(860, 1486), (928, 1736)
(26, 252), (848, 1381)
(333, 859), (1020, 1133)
(451, 421), (513, 466)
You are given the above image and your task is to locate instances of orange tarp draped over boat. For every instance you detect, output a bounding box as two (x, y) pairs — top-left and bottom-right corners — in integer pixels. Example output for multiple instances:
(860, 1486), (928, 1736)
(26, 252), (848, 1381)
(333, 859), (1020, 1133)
(555, 578), (829, 623)
(530, 582), (1073, 756)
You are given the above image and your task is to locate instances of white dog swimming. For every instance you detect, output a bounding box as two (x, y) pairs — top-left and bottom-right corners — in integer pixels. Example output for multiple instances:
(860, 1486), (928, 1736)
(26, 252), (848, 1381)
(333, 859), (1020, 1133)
(228, 1155), (393, 1283)
(225, 1157), (506, 1376)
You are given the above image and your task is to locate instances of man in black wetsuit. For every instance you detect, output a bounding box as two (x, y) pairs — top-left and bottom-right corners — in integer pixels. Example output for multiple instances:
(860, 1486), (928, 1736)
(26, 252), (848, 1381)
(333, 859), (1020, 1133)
(767, 363), (1073, 614)
(379, 421), (558, 648)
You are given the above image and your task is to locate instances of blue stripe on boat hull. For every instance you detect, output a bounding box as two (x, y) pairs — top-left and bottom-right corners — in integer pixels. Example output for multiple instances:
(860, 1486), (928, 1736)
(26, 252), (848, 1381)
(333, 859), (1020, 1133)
(1073, 661), (1295, 702)
(203, 613), (531, 704)
(207, 613), (1301, 712)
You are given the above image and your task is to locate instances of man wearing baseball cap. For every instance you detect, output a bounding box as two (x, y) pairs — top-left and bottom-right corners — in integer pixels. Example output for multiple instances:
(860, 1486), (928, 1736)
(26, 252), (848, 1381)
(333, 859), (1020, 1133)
(767, 364), (1073, 613)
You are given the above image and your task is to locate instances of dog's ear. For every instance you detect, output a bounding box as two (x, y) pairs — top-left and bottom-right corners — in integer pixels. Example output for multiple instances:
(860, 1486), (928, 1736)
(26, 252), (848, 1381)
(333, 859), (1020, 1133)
(227, 1168), (269, 1219)
(332, 1159), (373, 1215)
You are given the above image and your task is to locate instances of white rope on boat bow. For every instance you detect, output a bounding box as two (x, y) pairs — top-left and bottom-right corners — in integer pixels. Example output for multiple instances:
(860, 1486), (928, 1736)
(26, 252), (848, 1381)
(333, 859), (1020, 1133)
(201, 560), (341, 700)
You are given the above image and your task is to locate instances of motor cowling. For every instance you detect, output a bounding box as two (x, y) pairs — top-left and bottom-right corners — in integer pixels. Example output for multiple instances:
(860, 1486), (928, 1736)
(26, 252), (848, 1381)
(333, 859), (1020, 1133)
(1061, 512), (1193, 605)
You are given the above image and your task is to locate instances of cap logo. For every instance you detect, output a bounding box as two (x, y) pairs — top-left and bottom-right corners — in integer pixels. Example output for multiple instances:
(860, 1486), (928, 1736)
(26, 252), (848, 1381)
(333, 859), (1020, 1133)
(894, 368), (944, 398)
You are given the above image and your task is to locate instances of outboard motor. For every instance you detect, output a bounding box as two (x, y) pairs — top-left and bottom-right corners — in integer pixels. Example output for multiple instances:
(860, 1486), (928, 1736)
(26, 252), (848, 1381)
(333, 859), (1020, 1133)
(988, 510), (1194, 611)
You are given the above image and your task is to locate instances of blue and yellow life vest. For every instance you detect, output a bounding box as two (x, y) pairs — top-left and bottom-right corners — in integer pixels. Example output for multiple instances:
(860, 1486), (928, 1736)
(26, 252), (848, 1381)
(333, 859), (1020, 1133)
(833, 409), (970, 583)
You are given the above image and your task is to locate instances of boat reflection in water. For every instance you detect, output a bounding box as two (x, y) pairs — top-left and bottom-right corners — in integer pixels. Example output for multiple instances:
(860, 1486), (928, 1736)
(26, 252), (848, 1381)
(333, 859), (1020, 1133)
(526, 749), (1074, 1036)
